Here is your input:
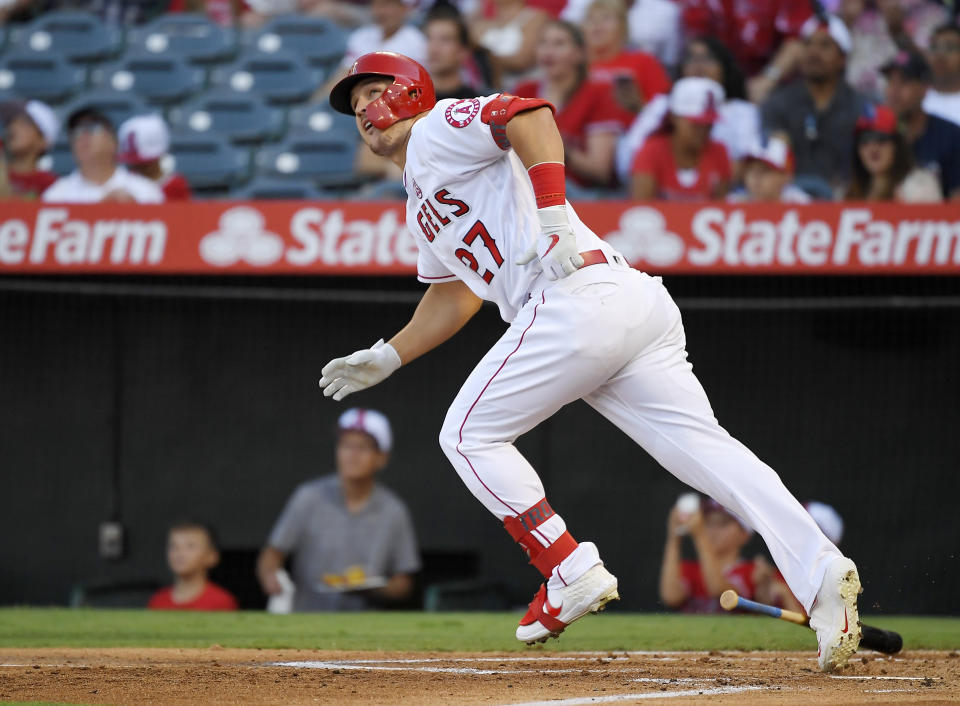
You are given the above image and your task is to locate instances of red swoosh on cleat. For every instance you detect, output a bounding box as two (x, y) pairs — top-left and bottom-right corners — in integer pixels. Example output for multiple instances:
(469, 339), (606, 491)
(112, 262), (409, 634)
(544, 601), (562, 618)
(543, 233), (560, 257)
(841, 609), (849, 634)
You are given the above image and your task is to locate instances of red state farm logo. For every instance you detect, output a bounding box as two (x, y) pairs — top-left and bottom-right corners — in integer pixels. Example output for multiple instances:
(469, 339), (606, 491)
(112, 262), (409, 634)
(445, 98), (480, 128)
(199, 206), (284, 266)
(604, 207), (685, 267)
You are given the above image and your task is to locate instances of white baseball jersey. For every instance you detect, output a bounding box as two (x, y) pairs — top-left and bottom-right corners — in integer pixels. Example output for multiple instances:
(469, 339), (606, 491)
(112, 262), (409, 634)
(43, 166), (165, 204)
(403, 95), (612, 322)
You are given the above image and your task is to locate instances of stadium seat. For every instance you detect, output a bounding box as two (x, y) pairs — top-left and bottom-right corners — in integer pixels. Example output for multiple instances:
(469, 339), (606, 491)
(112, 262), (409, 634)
(127, 14), (238, 65)
(232, 177), (338, 200)
(168, 133), (251, 190)
(168, 89), (285, 144)
(210, 49), (323, 104)
(286, 100), (355, 136)
(244, 15), (347, 70)
(40, 135), (75, 175)
(0, 51), (86, 104)
(255, 129), (357, 186)
(91, 52), (206, 106)
(58, 90), (148, 131)
(13, 11), (123, 63)
(15, 11), (123, 61)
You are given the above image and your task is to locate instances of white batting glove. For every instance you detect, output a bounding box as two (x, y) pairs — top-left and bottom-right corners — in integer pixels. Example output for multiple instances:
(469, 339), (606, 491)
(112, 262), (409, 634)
(515, 204), (584, 280)
(319, 339), (402, 401)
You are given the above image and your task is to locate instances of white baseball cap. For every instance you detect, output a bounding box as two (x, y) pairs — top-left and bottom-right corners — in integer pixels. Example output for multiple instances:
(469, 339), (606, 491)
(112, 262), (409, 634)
(23, 100), (59, 148)
(805, 501), (844, 546)
(117, 113), (170, 164)
(338, 408), (392, 453)
(668, 77), (724, 125)
(800, 14), (851, 54)
(745, 135), (795, 173)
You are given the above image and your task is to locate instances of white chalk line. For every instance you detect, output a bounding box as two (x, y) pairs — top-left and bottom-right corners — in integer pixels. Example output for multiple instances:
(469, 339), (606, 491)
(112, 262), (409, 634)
(505, 685), (765, 704)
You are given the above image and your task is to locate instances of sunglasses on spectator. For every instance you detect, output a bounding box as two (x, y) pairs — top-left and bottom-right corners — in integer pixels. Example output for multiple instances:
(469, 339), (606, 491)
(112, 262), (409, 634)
(70, 122), (109, 137)
(858, 131), (893, 145)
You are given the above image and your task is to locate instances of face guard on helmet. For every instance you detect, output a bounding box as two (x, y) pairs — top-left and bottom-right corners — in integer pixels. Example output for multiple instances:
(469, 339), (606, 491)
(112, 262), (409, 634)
(329, 52), (436, 130)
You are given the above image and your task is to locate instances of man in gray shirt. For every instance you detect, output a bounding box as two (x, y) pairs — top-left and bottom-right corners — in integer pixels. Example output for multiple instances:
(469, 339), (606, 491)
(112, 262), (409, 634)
(762, 14), (867, 195)
(257, 408), (421, 611)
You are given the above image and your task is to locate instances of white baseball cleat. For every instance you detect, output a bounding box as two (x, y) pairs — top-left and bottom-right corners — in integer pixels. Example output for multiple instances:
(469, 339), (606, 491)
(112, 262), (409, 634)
(516, 565), (619, 644)
(809, 557), (863, 672)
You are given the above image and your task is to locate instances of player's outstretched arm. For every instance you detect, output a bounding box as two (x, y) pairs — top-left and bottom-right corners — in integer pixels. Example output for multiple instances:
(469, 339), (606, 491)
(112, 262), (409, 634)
(319, 280), (482, 401)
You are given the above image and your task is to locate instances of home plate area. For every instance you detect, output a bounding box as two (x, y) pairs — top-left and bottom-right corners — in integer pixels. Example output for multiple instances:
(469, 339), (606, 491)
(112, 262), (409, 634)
(0, 648), (956, 704)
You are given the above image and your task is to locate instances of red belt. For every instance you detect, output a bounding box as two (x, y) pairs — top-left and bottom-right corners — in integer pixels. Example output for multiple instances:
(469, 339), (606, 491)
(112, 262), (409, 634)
(580, 249), (624, 268)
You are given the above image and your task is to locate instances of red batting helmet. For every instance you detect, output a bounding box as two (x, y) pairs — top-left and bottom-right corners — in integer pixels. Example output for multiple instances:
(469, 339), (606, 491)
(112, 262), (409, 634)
(329, 52), (436, 129)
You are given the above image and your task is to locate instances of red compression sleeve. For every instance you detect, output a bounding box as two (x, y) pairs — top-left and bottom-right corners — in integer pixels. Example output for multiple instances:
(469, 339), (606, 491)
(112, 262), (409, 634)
(528, 162), (566, 208)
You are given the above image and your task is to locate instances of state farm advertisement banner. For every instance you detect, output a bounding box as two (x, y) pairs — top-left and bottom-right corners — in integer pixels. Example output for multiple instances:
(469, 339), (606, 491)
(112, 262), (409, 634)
(1, 201), (959, 274)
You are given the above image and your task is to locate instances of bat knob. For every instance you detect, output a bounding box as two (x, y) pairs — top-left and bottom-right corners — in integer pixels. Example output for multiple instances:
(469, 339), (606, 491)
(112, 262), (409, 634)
(720, 589), (739, 612)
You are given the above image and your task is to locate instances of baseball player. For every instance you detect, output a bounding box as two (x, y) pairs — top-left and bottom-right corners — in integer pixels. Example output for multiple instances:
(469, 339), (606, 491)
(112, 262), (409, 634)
(321, 51), (862, 671)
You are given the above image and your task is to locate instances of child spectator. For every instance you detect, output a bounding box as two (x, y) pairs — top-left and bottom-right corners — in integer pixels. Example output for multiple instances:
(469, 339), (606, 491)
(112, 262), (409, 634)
(631, 77), (731, 201)
(148, 521), (238, 611)
(728, 135), (811, 203)
(117, 114), (191, 201)
(925, 23), (960, 127)
(513, 20), (629, 186)
(617, 37), (760, 182)
(1, 100), (59, 200)
(43, 108), (164, 204)
(659, 495), (789, 613)
(845, 104), (942, 202)
(884, 47), (960, 201)
(582, 0), (670, 114)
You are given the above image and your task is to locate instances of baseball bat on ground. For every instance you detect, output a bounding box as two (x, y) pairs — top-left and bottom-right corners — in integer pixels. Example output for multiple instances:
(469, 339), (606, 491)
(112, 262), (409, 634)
(719, 589), (903, 654)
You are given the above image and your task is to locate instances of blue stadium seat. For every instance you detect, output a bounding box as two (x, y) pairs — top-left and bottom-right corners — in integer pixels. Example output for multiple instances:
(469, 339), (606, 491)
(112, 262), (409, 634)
(58, 90), (148, 131)
(255, 129), (357, 186)
(0, 51), (86, 104)
(127, 14), (238, 65)
(286, 100), (356, 136)
(232, 177), (338, 200)
(168, 89), (284, 144)
(40, 135), (75, 175)
(169, 133), (251, 190)
(91, 52), (206, 106)
(14, 11), (123, 63)
(210, 50), (323, 104)
(245, 16), (347, 70)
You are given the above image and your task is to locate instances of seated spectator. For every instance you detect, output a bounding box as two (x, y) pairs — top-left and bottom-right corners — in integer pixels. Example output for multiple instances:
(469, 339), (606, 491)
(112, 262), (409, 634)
(762, 14), (867, 196)
(425, 6), (491, 100)
(681, 0), (812, 84)
(564, 0), (682, 71)
(257, 408), (420, 611)
(582, 0), (670, 114)
(339, 0), (426, 72)
(43, 108), (164, 204)
(924, 23), (960, 126)
(884, 49), (960, 200)
(659, 495), (795, 613)
(1, 100), (59, 200)
(514, 20), (628, 187)
(631, 77), (731, 201)
(148, 521), (238, 611)
(170, 0), (241, 27)
(845, 104), (942, 202)
(617, 37), (760, 182)
(728, 135), (811, 204)
(118, 114), (192, 201)
(470, 0), (548, 88)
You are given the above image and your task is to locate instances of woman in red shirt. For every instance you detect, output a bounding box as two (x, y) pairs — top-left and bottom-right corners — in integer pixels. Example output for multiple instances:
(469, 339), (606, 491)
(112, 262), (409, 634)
(583, 0), (670, 115)
(513, 20), (629, 186)
(631, 76), (732, 201)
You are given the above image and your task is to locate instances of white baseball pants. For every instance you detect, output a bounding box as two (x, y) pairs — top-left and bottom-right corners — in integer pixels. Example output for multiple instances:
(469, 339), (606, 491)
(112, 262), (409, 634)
(438, 261), (842, 612)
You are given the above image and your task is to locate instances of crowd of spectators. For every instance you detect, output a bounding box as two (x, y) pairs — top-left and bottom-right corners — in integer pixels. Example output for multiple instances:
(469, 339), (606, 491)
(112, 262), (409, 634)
(1, 0), (958, 203)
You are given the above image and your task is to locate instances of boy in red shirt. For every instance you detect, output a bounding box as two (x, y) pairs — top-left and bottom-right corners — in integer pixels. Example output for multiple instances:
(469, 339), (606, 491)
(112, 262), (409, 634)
(148, 521), (238, 611)
(1, 100), (60, 200)
(117, 114), (192, 201)
(631, 77), (731, 201)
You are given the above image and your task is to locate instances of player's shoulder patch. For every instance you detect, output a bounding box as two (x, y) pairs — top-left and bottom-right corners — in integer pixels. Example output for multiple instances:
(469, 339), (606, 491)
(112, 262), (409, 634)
(444, 98), (481, 128)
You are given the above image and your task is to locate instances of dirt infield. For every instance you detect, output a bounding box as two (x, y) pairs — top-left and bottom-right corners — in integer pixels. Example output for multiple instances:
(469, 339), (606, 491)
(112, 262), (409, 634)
(1, 647), (957, 704)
